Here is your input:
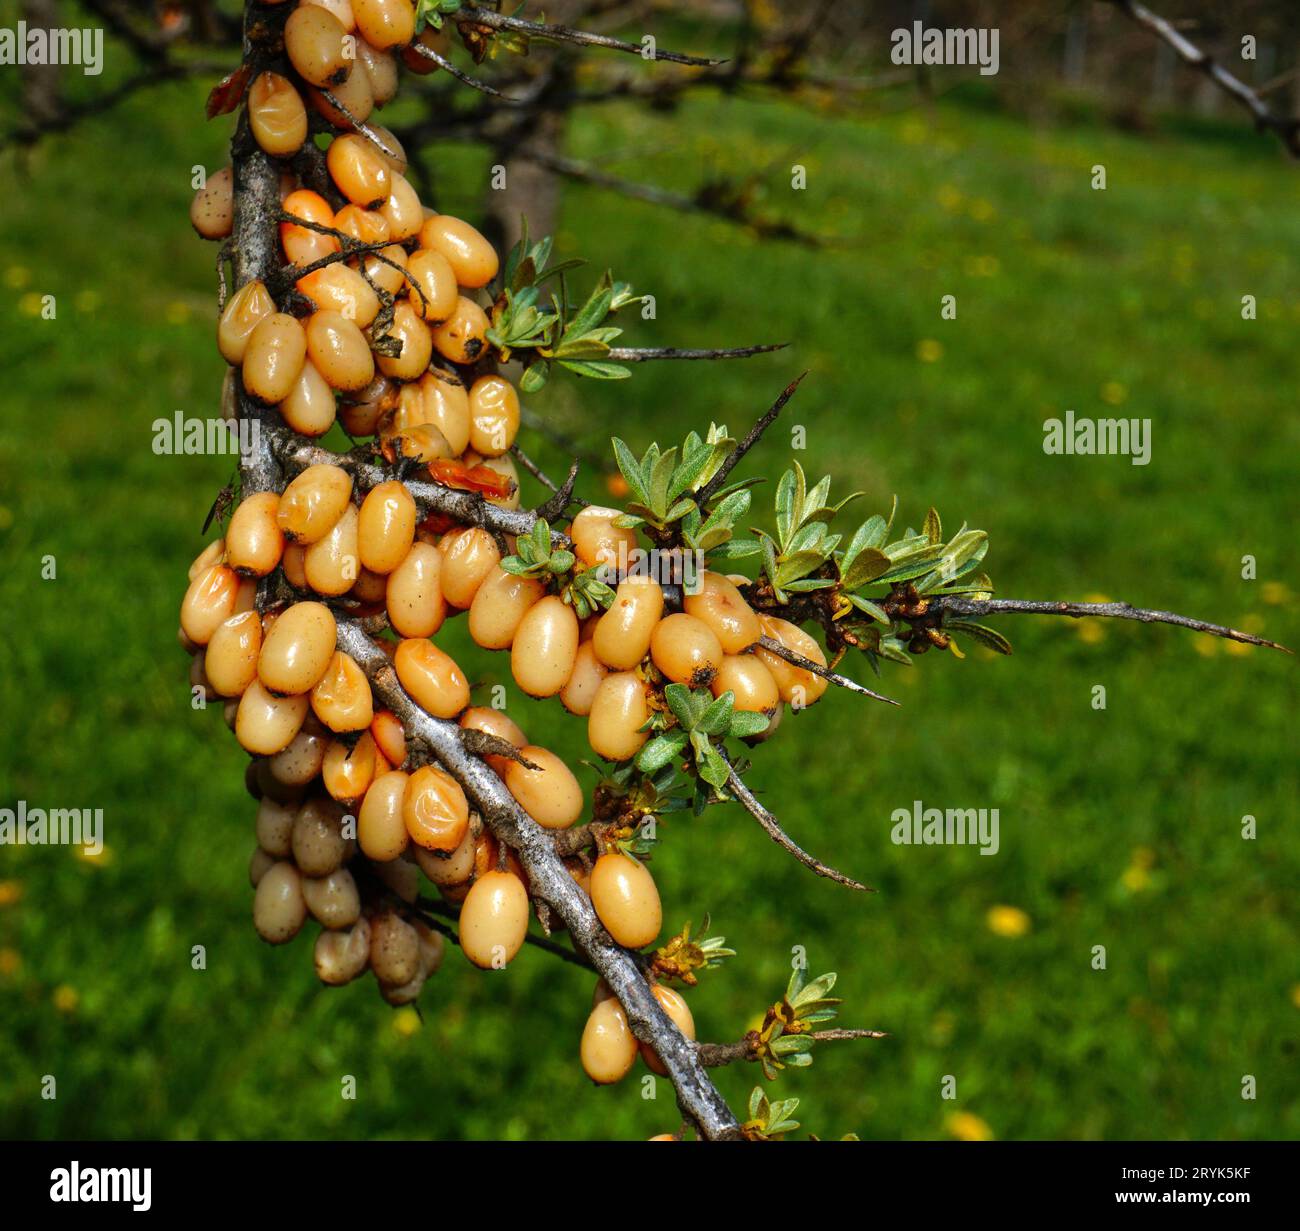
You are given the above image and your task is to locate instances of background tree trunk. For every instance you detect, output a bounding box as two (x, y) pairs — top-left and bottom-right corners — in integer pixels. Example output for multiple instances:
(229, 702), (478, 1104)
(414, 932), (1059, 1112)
(21, 0), (63, 128)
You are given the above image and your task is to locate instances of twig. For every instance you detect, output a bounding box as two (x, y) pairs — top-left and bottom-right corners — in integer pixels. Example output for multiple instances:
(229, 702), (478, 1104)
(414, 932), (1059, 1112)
(756, 635), (899, 706)
(1113, 0), (1300, 157)
(724, 762), (872, 892)
(409, 41), (515, 100)
(534, 459), (585, 523)
(930, 598), (1291, 653)
(695, 371), (808, 505)
(698, 1027), (888, 1067)
(458, 5), (725, 68)
(270, 430), (574, 549)
(334, 619), (741, 1138)
(607, 344), (787, 362)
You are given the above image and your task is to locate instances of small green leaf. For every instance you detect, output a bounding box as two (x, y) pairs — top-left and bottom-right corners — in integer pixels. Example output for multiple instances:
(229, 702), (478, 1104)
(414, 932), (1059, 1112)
(611, 438), (649, 504)
(635, 731), (689, 773)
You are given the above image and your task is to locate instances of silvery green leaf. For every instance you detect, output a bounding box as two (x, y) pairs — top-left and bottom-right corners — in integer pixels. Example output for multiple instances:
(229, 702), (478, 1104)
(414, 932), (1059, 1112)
(558, 359), (630, 380)
(774, 467), (797, 548)
(944, 620), (1013, 655)
(876, 636), (913, 665)
(696, 691), (735, 736)
(647, 447), (678, 516)
(770, 1034), (815, 1056)
(782, 578), (835, 592)
(924, 506), (942, 545)
(531, 519), (551, 560)
(548, 549), (575, 574)
(842, 546), (891, 589)
(698, 743), (732, 789)
(847, 593), (890, 623)
(708, 538), (761, 560)
(635, 731), (689, 773)
(792, 971), (838, 1005)
(775, 549), (828, 585)
(727, 710), (770, 738)
(611, 438), (648, 504)
(613, 513), (645, 529)
(883, 534), (933, 561)
(668, 441), (715, 502)
(664, 683), (697, 729)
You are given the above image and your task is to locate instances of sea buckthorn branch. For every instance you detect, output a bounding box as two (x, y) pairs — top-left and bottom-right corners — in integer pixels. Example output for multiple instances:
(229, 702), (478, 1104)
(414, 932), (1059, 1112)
(1112, 0), (1300, 158)
(267, 429), (574, 548)
(606, 344), (789, 363)
(455, 4), (726, 69)
(333, 618), (742, 1139)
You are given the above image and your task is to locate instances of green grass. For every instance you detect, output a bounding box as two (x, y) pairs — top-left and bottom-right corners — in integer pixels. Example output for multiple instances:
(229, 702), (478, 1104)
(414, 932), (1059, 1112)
(0, 67), (1296, 1142)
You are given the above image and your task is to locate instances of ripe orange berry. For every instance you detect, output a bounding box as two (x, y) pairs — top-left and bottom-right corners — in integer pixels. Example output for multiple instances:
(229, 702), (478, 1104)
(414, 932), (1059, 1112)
(370, 910), (421, 986)
(242, 312), (308, 405)
(682, 571), (761, 654)
(303, 503), (360, 596)
(752, 613), (829, 707)
(385, 542), (446, 637)
(296, 264), (381, 329)
(393, 637), (470, 718)
(248, 72), (308, 157)
(430, 295), (489, 365)
(459, 706), (527, 773)
(649, 612), (723, 687)
(277, 464), (353, 545)
(306, 64), (374, 128)
(357, 769), (410, 860)
(331, 203), (389, 245)
(280, 189), (339, 265)
(413, 820), (478, 886)
(404, 249), (458, 322)
(439, 526), (499, 608)
(711, 653), (779, 713)
(357, 480), (417, 575)
(305, 310), (375, 391)
(190, 165), (234, 239)
(403, 765), (470, 852)
(370, 709), (407, 766)
(258, 600), (337, 694)
(640, 984), (696, 1075)
(284, 1), (353, 88)
(589, 851), (661, 949)
(418, 214), (499, 288)
(363, 243), (409, 297)
(418, 369), (470, 453)
(181, 563), (241, 646)
(379, 172), (423, 241)
(376, 300), (433, 381)
(592, 574), (664, 670)
(581, 996), (638, 1084)
(511, 595), (579, 698)
(570, 505), (637, 572)
(504, 746), (583, 830)
(311, 650), (374, 732)
(587, 672), (650, 761)
(321, 731), (381, 805)
(467, 375), (520, 457)
(217, 278), (275, 364)
(559, 641), (609, 716)
(204, 610), (263, 697)
(459, 869), (530, 969)
(358, 43), (400, 106)
(279, 359), (338, 437)
(236, 680), (311, 755)
(328, 132), (392, 209)
(467, 565), (545, 650)
(352, 0), (416, 50)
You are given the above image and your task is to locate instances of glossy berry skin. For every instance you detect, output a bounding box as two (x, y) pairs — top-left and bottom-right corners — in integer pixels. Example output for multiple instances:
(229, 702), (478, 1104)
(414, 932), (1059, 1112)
(258, 601), (337, 694)
(589, 852), (661, 949)
(592, 575), (663, 671)
(311, 650), (374, 732)
(276, 463), (353, 544)
(237, 681), (311, 757)
(357, 769), (410, 861)
(403, 765), (470, 852)
(711, 653), (779, 714)
(587, 672), (649, 762)
(385, 542), (446, 638)
(204, 610), (262, 697)
(504, 746), (583, 830)
(439, 527), (499, 609)
(358, 480), (417, 575)
(467, 376), (520, 457)
(581, 996), (638, 1085)
(284, 2), (353, 88)
(559, 641), (608, 716)
(570, 505), (636, 572)
(468, 566), (544, 650)
(253, 861), (307, 943)
(640, 984), (696, 1075)
(394, 637), (470, 719)
(430, 296), (489, 365)
(650, 612), (723, 687)
(459, 870), (530, 969)
(511, 596), (579, 698)
(753, 613), (829, 706)
(242, 312), (307, 405)
(682, 571), (761, 654)
(190, 166), (234, 239)
(418, 214), (499, 287)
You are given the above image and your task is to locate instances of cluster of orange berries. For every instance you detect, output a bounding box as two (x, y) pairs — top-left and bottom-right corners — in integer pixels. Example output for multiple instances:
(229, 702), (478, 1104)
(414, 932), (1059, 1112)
(180, 0), (835, 1074)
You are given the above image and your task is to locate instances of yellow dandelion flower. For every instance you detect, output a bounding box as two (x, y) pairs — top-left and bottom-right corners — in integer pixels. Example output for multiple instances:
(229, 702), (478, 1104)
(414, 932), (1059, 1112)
(946, 1111), (994, 1141)
(986, 905), (1031, 938)
(1224, 638), (1253, 657)
(1077, 620), (1105, 645)
(969, 198), (995, 222)
(1260, 581), (1289, 605)
(75, 289), (100, 313)
(76, 844), (112, 867)
(916, 338), (944, 363)
(0, 881), (22, 907)
(4, 266), (31, 289)
(392, 1007), (421, 1038)
(936, 184), (962, 211)
(19, 292), (44, 317)
(1121, 864), (1152, 893)
(1290, 984), (1300, 1010)
(1083, 592), (1111, 604)
(1192, 634), (1218, 658)
(165, 301), (191, 325)
(1101, 382), (1128, 406)
(901, 119), (928, 144)
(53, 985), (79, 1013)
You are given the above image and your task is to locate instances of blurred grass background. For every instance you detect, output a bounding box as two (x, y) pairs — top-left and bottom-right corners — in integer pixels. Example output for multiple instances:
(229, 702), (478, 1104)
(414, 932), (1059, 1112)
(0, 57), (1296, 1141)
